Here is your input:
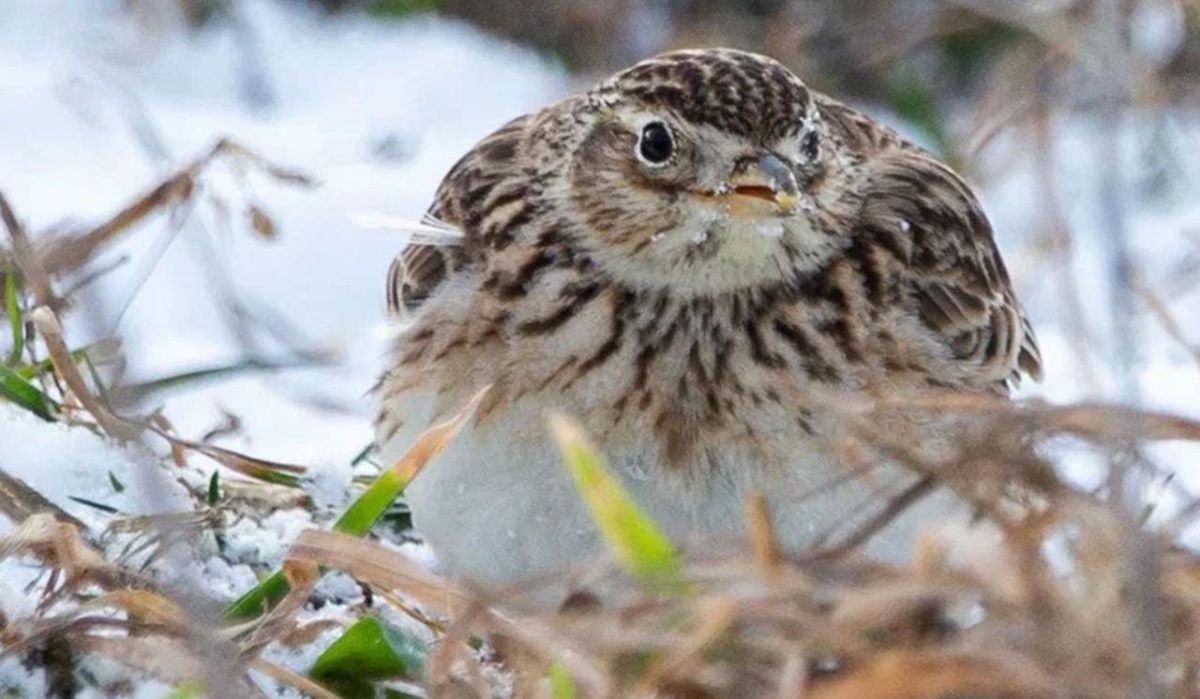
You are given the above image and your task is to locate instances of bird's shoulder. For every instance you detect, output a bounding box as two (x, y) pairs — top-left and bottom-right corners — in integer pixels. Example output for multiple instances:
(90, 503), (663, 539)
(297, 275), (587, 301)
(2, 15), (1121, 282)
(817, 94), (1042, 387)
(387, 110), (547, 315)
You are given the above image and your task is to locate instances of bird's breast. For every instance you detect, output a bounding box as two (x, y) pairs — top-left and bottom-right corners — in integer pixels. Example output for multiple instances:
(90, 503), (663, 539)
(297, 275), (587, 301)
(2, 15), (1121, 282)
(378, 266), (881, 480)
(374, 263), (962, 584)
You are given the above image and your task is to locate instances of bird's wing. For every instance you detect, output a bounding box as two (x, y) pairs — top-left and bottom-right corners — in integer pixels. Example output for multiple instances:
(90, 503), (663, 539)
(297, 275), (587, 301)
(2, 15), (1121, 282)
(852, 141), (1042, 387)
(382, 215), (465, 316)
(817, 95), (1040, 386)
(385, 115), (532, 316)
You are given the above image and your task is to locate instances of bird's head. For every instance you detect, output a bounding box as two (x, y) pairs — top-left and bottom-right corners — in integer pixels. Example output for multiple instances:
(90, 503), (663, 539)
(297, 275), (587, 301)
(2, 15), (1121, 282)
(558, 48), (853, 295)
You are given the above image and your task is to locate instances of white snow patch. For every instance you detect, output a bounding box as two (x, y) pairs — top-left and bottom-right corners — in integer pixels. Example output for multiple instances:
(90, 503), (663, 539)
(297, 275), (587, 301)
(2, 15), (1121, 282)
(0, 404), (192, 531)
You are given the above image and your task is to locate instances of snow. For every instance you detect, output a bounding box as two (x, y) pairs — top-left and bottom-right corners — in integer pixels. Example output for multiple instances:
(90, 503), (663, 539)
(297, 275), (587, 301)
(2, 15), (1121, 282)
(0, 1), (562, 693)
(0, 403), (194, 697)
(0, 0), (566, 468)
(0, 404), (190, 529)
(1, 0), (1199, 693)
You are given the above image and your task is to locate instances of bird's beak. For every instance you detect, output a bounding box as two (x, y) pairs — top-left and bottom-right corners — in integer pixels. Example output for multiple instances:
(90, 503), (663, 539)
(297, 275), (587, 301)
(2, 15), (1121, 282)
(726, 152), (799, 213)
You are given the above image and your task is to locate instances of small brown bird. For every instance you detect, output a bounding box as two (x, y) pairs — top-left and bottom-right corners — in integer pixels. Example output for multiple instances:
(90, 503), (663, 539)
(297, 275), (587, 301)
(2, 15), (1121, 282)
(375, 48), (1041, 583)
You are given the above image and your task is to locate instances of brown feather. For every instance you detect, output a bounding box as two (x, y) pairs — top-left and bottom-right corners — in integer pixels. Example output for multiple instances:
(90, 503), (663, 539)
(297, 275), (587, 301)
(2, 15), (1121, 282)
(841, 128), (1042, 386)
(385, 114), (532, 315)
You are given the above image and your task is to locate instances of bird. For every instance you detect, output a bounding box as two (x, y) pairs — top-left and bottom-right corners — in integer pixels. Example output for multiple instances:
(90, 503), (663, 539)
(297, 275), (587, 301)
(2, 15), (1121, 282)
(373, 48), (1042, 586)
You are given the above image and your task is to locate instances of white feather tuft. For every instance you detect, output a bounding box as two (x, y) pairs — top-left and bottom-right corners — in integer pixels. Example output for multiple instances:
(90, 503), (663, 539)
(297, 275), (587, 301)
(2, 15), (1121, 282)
(350, 211), (464, 246)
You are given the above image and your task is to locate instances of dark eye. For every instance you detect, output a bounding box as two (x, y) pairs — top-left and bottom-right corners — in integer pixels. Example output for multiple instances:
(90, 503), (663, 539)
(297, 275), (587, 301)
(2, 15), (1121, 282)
(637, 121), (674, 165)
(800, 130), (820, 162)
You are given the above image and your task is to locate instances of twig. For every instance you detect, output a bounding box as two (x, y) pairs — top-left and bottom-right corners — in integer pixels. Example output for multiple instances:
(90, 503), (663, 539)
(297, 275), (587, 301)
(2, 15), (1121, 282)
(30, 307), (133, 438)
(745, 493), (781, 582)
(37, 173), (195, 277)
(248, 658), (338, 699)
(0, 195), (56, 307)
(0, 469), (88, 530)
(34, 138), (314, 279)
(809, 476), (937, 561)
(1135, 277), (1200, 372)
(1, 191), (132, 439)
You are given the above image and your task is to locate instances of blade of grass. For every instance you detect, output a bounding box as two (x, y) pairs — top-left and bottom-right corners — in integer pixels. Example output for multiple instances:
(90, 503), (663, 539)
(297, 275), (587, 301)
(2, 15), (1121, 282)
(144, 425), (305, 487)
(2, 193), (131, 437)
(14, 346), (95, 380)
(122, 354), (334, 398)
(349, 442), (376, 468)
(160, 680), (206, 699)
(547, 413), (687, 595)
(224, 387), (489, 621)
(744, 492), (781, 583)
(308, 616), (427, 695)
(207, 471), (221, 506)
(249, 659), (339, 699)
(5, 271), (22, 365)
(68, 496), (120, 515)
(28, 304), (131, 438)
(332, 385), (488, 533)
(33, 138), (314, 278)
(0, 363), (56, 420)
(549, 660), (577, 699)
(289, 532), (611, 696)
(287, 529), (473, 616)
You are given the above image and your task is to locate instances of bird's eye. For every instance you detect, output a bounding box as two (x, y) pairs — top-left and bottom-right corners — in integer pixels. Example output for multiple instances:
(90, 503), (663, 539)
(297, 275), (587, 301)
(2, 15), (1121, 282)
(800, 130), (820, 162)
(637, 121), (674, 165)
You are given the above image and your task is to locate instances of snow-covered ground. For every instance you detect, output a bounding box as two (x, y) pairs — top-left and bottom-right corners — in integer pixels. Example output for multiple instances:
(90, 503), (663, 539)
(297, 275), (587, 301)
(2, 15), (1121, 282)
(1, 0), (1199, 694)
(0, 1), (565, 693)
(0, 0), (566, 465)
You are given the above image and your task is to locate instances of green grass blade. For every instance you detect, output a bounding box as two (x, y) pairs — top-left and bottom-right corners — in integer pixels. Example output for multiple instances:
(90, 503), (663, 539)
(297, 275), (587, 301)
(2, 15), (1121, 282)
(125, 355), (332, 398)
(332, 470), (407, 534)
(548, 661), (576, 699)
(207, 471), (221, 506)
(348, 442), (376, 468)
(548, 414), (687, 594)
(159, 680), (205, 699)
(0, 364), (56, 421)
(226, 570), (291, 620)
(224, 470), (419, 620)
(13, 346), (91, 380)
(309, 616), (426, 695)
(224, 387), (488, 622)
(5, 272), (22, 366)
(67, 495), (120, 514)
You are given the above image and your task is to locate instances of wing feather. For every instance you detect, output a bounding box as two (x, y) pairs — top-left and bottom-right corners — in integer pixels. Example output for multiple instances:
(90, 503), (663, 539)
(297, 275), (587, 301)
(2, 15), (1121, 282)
(853, 141), (1042, 387)
(382, 115), (532, 316)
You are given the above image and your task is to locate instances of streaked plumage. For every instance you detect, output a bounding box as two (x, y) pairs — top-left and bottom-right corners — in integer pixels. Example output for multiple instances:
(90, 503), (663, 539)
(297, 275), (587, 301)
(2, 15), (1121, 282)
(375, 48), (1041, 584)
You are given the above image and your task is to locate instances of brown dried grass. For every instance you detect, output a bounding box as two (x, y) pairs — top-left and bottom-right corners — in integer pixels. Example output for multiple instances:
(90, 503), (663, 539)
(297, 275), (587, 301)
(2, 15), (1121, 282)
(351, 398), (1200, 699)
(1, 297), (1197, 699)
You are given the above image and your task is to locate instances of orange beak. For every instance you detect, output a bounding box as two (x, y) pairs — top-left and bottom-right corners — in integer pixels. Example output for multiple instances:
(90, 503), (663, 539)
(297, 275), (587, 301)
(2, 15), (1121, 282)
(695, 152), (799, 214)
